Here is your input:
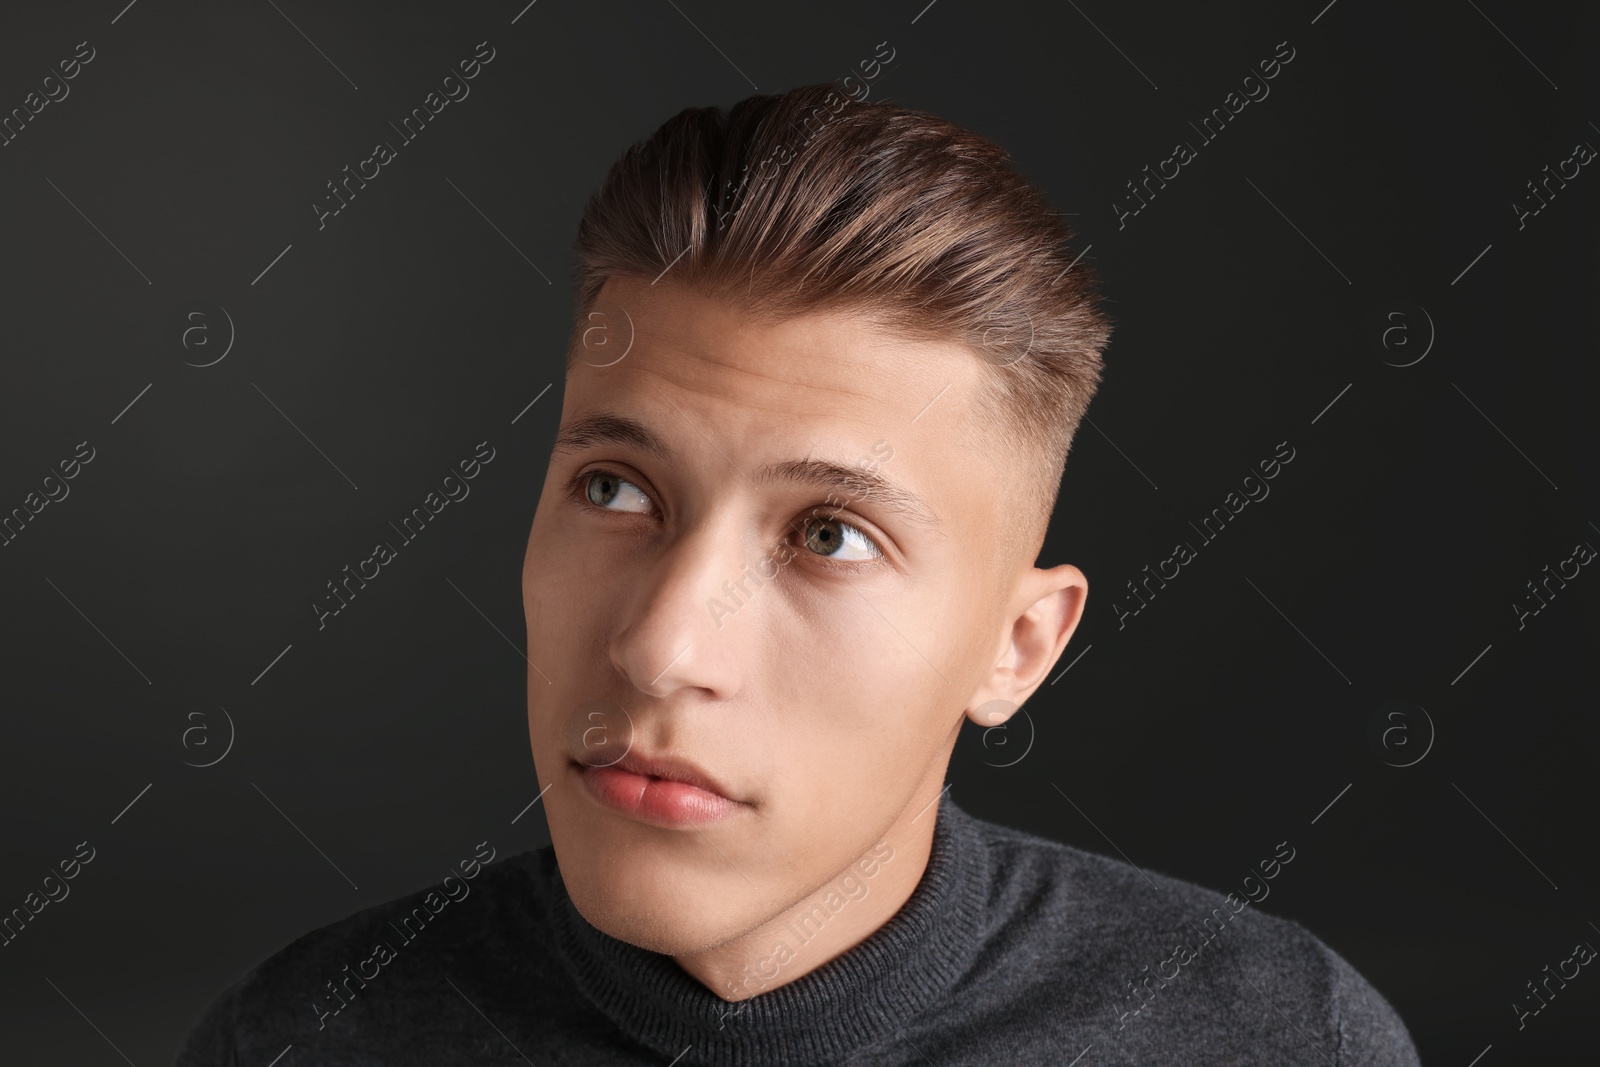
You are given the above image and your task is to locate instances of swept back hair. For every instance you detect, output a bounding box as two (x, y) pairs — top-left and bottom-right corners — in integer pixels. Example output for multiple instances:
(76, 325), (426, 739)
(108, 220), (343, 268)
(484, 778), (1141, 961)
(567, 81), (1112, 562)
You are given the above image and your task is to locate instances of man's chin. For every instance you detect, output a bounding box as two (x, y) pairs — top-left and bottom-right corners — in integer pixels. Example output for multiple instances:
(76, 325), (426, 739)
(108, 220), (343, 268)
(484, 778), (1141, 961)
(562, 870), (750, 956)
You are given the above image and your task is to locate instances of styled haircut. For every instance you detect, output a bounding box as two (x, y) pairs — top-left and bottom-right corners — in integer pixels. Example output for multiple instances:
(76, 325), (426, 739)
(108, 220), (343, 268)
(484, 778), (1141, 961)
(566, 82), (1112, 565)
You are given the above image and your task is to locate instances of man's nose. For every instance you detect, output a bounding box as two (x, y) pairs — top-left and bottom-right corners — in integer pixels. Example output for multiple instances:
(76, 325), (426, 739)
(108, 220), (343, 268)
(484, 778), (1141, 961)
(608, 517), (754, 700)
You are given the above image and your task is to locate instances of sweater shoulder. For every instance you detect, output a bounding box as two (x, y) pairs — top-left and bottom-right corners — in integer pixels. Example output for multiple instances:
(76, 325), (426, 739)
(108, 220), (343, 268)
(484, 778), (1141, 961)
(954, 810), (1421, 1061)
(175, 847), (553, 1065)
(965, 812), (1304, 948)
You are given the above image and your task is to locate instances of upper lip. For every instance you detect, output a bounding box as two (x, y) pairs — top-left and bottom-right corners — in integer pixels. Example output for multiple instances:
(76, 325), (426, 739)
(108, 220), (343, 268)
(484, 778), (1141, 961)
(579, 749), (740, 802)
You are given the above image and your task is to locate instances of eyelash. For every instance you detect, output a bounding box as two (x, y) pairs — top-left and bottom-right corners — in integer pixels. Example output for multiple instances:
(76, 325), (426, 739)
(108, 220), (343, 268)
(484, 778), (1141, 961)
(563, 467), (887, 571)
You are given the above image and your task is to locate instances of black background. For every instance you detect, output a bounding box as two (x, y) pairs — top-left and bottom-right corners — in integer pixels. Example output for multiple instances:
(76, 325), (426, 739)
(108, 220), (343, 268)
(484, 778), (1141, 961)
(0, 0), (1595, 1063)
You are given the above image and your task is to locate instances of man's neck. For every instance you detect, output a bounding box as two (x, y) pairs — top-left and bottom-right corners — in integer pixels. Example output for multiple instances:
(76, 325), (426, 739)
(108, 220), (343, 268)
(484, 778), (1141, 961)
(671, 792), (942, 1003)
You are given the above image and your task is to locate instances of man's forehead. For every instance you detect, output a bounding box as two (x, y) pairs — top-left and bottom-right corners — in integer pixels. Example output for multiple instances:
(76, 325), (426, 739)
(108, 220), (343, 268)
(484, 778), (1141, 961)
(583, 275), (983, 425)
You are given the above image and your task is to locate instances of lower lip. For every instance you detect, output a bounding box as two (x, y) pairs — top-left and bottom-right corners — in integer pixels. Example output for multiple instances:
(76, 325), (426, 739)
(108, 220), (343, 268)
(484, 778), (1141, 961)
(574, 761), (743, 826)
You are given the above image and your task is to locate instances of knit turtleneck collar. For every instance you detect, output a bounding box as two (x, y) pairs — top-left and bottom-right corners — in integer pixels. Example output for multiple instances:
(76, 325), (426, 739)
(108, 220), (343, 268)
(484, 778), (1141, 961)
(542, 792), (990, 1067)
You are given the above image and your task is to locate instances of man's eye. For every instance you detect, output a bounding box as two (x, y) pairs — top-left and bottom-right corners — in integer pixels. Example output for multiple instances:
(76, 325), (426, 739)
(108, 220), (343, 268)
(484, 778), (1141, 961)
(800, 516), (882, 562)
(576, 471), (883, 564)
(581, 470), (652, 513)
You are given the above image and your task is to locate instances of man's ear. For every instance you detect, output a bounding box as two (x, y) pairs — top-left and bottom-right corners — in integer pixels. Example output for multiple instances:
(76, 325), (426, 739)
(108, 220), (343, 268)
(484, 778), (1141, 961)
(964, 563), (1087, 727)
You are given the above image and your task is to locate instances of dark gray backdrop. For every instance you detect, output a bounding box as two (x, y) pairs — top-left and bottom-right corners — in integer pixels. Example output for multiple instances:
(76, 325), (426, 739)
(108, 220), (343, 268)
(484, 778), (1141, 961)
(1, 0), (1596, 1063)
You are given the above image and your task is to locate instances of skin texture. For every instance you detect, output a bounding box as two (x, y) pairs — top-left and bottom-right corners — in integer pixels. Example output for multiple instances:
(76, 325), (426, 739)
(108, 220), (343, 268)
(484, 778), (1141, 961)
(521, 273), (1088, 1002)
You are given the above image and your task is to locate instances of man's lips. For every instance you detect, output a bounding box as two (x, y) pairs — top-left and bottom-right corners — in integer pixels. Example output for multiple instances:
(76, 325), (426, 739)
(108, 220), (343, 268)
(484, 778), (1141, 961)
(572, 752), (747, 826)
(581, 749), (740, 802)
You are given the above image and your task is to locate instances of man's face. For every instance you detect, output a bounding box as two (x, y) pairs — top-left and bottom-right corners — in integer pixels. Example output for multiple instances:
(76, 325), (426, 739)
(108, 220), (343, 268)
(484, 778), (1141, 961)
(521, 274), (1032, 956)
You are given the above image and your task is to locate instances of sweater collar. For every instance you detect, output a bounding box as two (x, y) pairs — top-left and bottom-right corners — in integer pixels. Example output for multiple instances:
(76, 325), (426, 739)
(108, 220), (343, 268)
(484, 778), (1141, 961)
(543, 792), (989, 1066)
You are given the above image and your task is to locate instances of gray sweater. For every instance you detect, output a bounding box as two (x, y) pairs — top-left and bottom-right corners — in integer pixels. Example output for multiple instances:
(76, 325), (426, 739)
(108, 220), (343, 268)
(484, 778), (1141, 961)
(177, 794), (1422, 1065)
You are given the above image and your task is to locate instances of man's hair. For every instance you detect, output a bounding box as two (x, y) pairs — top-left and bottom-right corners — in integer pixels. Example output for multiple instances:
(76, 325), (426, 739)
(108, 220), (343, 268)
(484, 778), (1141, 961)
(566, 82), (1111, 565)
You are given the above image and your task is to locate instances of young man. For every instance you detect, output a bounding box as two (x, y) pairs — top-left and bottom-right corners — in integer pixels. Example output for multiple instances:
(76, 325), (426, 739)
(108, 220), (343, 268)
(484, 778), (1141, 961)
(179, 83), (1421, 1064)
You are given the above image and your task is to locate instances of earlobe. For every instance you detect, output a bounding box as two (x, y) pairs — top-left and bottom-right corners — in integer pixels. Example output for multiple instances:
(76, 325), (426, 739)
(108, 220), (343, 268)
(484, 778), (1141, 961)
(967, 697), (1021, 728)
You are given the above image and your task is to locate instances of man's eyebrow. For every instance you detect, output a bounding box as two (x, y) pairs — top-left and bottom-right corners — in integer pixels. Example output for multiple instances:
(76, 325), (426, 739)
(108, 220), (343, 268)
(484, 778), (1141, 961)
(551, 413), (672, 463)
(550, 412), (941, 529)
(754, 457), (941, 530)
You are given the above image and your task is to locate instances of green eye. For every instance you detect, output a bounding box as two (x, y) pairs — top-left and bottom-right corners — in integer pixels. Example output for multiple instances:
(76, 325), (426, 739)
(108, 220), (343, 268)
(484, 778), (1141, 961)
(582, 471), (652, 513)
(801, 516), (882, 562)
(573, 469), (887, 567)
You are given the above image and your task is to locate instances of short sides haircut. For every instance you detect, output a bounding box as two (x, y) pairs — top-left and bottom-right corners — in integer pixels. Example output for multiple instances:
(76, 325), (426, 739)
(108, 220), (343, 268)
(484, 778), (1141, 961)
(567, 82), (1112, 565)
